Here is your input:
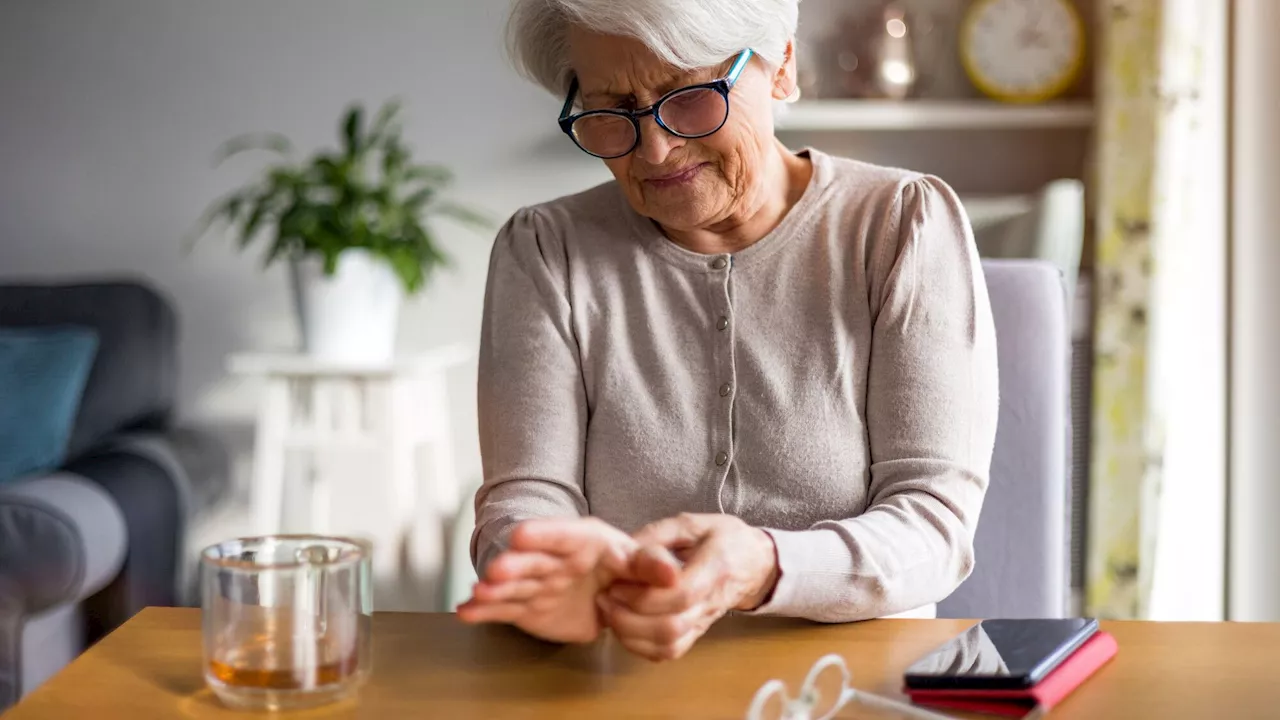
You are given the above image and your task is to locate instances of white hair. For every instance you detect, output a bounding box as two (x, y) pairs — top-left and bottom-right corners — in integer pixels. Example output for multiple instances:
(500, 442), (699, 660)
(506, 0), (800, 96)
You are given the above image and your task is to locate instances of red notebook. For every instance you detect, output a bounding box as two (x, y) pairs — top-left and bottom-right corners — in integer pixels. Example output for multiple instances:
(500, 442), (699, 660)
(903, 631), (1118, 717)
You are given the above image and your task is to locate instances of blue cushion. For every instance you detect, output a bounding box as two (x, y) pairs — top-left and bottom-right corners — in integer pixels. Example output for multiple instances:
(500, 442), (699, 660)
(0, 327), (99, 483)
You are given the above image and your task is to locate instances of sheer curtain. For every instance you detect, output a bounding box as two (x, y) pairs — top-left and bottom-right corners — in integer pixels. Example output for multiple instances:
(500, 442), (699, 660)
(1087, 0), (1227, 620)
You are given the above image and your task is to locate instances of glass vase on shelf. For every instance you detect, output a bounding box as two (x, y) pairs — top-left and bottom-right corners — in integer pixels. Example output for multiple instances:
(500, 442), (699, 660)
(828, 0), (943, 101)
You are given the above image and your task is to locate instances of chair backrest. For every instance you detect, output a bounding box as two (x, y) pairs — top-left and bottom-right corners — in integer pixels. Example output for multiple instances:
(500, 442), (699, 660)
(0, 280), (178, 458)
(937, 260), (1070, 619)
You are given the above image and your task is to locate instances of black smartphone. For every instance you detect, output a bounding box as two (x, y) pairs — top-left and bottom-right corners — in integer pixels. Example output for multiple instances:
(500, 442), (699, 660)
(903, 618), (1099, 690)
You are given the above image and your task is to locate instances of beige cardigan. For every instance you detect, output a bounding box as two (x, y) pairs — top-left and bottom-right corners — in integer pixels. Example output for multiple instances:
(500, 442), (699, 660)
(472, 149), (999, 622)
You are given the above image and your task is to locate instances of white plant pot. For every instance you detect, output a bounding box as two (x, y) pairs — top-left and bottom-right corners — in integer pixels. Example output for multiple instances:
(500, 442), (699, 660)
(290, 250), (402, 364)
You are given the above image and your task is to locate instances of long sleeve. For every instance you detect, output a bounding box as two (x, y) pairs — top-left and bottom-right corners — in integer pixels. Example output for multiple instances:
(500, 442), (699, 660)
(470, 207), (589, 575)
(748, 176), (999, 622)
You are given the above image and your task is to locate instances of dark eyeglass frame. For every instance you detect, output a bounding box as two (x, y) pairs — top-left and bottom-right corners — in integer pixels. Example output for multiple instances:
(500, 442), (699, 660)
(557, 49), (755, 159)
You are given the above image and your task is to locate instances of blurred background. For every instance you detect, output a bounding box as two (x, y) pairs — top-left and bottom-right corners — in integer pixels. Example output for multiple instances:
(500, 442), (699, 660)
(0, 0), (1273, 705)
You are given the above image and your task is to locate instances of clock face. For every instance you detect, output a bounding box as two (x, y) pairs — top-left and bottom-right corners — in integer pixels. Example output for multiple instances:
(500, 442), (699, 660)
(961, 0), (1084, 102)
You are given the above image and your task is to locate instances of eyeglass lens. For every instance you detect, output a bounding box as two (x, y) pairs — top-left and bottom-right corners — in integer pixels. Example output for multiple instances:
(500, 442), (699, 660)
(659, 87), (729, 135)
(806, 660), (848, 720)
(570, 87), (728, 157)
(570, 113), (636, 158)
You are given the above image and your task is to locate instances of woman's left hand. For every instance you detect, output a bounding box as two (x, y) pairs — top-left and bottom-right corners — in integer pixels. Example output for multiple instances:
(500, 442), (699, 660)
(598, 513), (779, 661)
(458, 517), (645, 644)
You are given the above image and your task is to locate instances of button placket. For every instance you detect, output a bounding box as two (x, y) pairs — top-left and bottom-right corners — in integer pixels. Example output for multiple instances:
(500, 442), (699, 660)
(704, 254), (737, 512)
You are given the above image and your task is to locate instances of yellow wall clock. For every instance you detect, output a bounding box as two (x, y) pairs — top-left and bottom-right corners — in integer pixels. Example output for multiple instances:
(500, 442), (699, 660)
(960, 0), (1086, 103)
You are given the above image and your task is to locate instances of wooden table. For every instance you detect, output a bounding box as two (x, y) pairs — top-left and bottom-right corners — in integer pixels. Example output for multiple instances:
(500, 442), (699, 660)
(6, 608), (1280, 719)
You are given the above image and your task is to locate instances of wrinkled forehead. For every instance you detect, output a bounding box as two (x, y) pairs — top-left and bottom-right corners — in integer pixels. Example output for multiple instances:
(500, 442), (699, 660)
(566, 26), (720, 101)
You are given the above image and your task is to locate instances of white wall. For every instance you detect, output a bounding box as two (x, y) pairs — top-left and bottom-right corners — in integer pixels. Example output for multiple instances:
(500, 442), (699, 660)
(0, 0), (612, 497)
(1230, 0), (1280, 622)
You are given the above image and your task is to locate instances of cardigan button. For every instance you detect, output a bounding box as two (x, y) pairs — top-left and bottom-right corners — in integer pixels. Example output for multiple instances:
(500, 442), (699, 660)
(711, 256), (729, 270)
(719, 383), (733, 397)
(716, 316), (729, 331)
(715, 451), (729, 467)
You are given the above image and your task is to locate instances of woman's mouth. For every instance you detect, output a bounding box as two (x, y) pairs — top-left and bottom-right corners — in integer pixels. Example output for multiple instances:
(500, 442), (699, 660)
(643, 163), (709, 189)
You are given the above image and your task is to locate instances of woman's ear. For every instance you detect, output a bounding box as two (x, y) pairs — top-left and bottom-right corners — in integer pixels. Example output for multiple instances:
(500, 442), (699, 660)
(770, 39), (799, 101)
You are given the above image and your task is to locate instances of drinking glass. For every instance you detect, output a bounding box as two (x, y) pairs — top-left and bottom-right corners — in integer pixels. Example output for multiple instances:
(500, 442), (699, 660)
(201, 535), (372, 711)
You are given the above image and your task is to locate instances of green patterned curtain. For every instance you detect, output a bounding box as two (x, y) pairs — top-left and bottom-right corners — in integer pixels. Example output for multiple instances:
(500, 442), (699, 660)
(1087, 0), (1211, 619)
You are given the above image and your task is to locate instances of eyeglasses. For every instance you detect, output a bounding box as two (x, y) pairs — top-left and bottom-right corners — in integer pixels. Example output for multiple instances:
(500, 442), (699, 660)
(558, 49), (754, 159)
(746, 654), (960, 720)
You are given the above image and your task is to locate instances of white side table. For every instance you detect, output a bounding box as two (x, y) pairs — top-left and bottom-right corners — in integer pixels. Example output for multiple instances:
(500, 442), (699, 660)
(228, 346), (471, 592)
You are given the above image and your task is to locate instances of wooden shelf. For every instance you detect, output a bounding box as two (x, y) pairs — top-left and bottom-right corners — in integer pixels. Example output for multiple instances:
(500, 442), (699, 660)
(773, 100), (1095, 131)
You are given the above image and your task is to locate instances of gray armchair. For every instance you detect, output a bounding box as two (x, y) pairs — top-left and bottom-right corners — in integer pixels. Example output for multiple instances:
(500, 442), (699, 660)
(0, 280), (231, 709)
(0, 474), (127, 703)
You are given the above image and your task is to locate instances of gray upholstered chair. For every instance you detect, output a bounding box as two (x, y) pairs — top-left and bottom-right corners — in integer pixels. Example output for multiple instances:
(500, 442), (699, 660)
(937, 259), (1071, 620)
(0, 281), (231, 709)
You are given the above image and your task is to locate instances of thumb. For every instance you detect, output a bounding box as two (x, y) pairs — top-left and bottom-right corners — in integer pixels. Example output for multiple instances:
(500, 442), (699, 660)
(595, 533), (639, 578)
(630, 544), (682, 588)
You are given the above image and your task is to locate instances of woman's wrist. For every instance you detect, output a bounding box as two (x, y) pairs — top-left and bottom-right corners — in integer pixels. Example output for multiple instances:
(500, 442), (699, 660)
(736, 528), (781, 611)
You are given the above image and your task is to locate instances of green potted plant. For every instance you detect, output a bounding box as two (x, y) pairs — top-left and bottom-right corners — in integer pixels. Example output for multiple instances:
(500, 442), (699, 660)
(193, 100), (489, 363)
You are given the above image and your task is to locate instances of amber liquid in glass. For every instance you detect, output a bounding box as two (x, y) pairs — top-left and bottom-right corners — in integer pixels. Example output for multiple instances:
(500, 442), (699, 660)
(207, 623), (360, 691)
(207, 653), (359, 690)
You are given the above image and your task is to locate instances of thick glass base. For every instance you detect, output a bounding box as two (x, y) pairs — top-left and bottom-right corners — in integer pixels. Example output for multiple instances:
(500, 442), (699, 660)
(207, 675), (358, 712)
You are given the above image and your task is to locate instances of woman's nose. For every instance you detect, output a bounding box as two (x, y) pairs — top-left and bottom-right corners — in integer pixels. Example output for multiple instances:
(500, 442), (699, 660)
(633, 114), (683, 166)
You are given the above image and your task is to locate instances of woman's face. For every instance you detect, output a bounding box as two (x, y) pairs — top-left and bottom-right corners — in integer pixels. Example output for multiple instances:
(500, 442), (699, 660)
(567, 29), (794, 232)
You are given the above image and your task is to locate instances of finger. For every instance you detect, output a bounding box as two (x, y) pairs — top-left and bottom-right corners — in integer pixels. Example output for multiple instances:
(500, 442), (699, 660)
(669, 538), (729, 601)
(594, 539), (638, 579)
(632, 513), (709, 549)
(630, 545), (682, 588)
(471, 577), (567, 603)
(608, 581), (694, 615)
(611, 543), (722, 615)
(485, 551), (565, 582)
(601, 602), (705, 662)
(598, 595), (694, 647)
(510, 518), (635, 563)
(507, 519), (585, 554)
(456, 600), (529, 625)
(613, 631), (701, 662)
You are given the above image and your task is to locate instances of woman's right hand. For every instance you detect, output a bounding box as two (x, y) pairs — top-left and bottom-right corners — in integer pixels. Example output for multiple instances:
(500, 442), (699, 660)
(457, 517), (673, 644)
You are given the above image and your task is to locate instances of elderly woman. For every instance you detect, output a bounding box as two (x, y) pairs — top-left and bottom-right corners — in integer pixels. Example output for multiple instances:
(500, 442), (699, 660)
(458, 0), (999, 661)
